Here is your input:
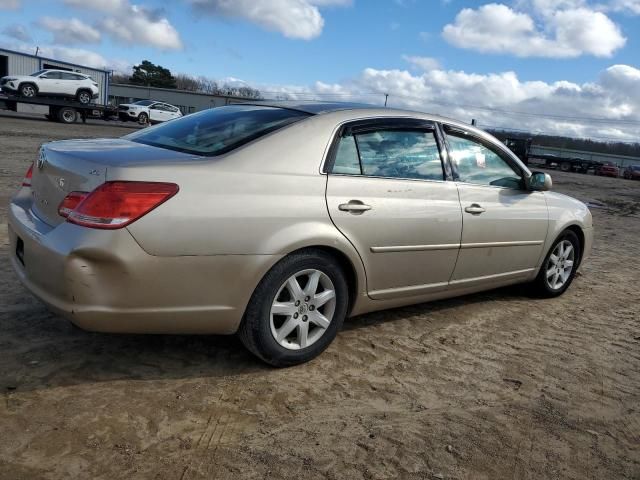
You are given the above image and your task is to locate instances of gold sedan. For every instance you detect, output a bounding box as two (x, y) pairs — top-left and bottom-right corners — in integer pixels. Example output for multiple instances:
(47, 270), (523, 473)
(8, 103), (593, 366)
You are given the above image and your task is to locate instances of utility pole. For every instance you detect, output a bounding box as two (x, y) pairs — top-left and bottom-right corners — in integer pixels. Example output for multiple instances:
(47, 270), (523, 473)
(35, 46), (39, 56)
(384, 93), (389, 107)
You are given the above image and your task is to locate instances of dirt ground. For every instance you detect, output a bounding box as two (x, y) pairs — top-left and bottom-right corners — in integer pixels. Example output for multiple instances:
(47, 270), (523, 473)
(0, 112), (638, 480)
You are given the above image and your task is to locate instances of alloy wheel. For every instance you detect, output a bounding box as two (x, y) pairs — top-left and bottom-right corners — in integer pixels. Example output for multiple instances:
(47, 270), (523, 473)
(21, 85), (35, 97)
(269, 269), (337, 350)
(545, 240), (575, 290)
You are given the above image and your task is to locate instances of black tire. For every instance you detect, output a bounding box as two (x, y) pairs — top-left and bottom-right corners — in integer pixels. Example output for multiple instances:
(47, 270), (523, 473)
(138, 112), (149, 125)
(57, 107), (77, 124)
(560, 161), (572, 172)
(19, 83), (37, 98)
(532, 230), (581, 298)
(238, 249), (349, 367)
(76, 90), (92, 105)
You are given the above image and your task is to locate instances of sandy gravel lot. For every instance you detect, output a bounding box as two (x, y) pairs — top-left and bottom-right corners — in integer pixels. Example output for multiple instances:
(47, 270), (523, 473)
(0, 112), (639, 480)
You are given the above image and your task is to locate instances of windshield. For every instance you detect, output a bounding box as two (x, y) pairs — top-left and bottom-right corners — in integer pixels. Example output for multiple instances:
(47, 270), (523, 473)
(132, 100), (155, 106)
(126, 105), (311, 156)
(30, 70), (47, 77)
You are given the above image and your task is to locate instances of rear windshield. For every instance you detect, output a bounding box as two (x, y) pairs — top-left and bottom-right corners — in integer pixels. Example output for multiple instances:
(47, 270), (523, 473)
(126, 105), (311, 156)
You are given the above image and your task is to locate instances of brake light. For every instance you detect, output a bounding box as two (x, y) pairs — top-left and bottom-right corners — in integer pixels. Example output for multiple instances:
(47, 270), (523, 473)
(22, 164), (33, 187)
(58, 191), (88, 218)
(65, 181), (179, 229)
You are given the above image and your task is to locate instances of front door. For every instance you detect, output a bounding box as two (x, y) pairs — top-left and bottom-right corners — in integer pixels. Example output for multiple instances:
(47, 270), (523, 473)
(443, 125), (549, 285)
(325, 119), (462, 300)
(37, 71), (61, 94)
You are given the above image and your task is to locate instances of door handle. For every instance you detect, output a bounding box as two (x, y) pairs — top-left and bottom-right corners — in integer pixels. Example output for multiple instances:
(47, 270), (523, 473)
(464, 203), (486, 215)
(339, 200), (372, 214)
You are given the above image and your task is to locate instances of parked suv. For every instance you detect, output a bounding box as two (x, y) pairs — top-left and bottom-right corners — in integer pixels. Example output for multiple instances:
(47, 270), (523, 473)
(595, 162), (619, 177)
(623, 165), (640, 180)
(118, 100), (183, 124)
(0, 69), (99, 104)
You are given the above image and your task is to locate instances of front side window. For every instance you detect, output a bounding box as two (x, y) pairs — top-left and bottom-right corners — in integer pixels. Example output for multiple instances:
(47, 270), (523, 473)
(331, 128), (444, 181)
(41, 71), (61, 79)
(446, 131), (522, 189)
(127, 105), (310, 156)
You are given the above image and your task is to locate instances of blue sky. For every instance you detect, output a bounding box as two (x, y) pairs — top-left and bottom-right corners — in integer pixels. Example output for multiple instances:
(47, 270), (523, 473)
(1, 0), (639, 140)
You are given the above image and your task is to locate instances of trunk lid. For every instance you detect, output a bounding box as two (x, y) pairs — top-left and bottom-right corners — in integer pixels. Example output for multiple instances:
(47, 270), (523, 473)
(31, 138), (202, 226)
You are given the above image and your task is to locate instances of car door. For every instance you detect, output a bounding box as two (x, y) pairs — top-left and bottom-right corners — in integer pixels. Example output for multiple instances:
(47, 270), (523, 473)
(58, 72), (79, 96)
(37, 71), (61, 94)
(325, 119), (462, 300)
(164, 104), (181, 120)
(148, 103), (164, 123)
(442, 125), (549, 286)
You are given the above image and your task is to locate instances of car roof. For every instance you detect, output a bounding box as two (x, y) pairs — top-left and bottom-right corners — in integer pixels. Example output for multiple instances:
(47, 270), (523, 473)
(235, 100), (471, 125)
(42, 69), (86, 75)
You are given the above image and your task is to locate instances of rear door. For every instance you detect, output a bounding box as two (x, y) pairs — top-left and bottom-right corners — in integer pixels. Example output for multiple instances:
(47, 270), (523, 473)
(442, 125), (548, 285)
(58, 72), (80, 95)
(325, 119), (462, 300)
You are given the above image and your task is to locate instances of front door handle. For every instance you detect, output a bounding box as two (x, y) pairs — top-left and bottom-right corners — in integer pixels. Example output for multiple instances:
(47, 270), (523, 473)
(464, 203), (486, 215)
(339, 200), (372, 214)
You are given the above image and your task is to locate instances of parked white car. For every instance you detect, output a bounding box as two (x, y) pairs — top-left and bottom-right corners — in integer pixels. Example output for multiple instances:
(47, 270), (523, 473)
(0, 69), (99, 104)
(118, 100), (183, 124)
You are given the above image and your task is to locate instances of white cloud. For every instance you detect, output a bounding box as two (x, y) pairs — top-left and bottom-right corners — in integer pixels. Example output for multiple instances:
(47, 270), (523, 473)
(38, 17), (101, 45)
(259, 64), (640, 141)
(606, 0), (640, 14)
(0, 0), (20, 9)
(189, 0), (349, 40)
(2, 24), (31, 42)
(64, 0), (183, 50)
(443, 2), (626, 58)
(402, 55), (441, 71)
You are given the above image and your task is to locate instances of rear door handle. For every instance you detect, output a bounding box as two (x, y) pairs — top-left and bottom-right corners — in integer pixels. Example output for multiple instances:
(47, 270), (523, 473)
(464, 203), (486, 215)
(339, 200), (372, 214)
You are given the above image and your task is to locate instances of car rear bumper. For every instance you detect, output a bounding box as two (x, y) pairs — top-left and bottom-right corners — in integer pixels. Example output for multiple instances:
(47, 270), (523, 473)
(8, 188), (279, 334)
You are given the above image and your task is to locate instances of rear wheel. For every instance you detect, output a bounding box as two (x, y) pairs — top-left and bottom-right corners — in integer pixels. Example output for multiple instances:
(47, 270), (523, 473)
(560, 161), (572, 172)
(57, 107), (77, 124)
(76, 90), (92, 105)
(19, 83), (36, 98)
(238, 250), (349, 367)
(532, 230), (581, 297)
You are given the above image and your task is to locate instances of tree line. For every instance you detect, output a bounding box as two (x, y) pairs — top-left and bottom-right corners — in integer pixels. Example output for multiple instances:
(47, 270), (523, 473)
(111, 60), (262, 100)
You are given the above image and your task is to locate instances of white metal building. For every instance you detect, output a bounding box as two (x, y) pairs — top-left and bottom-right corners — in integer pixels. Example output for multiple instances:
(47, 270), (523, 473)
(0, 47), (110, 104)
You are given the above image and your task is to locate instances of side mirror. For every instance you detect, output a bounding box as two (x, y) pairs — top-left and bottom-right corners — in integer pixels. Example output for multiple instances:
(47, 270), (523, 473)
(529, 171), (552, 191)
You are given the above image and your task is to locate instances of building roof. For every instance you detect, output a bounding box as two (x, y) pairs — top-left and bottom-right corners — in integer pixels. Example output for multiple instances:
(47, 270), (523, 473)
(0, 47), (110, 73)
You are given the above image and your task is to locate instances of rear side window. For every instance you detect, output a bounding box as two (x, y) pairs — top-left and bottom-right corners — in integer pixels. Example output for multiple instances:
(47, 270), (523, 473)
(126, 105), (310, 156)
(331, 129), (444, 181)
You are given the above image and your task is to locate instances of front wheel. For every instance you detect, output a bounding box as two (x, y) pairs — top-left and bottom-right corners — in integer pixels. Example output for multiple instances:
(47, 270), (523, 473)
(238, 250), (349, 367)
(138, 112), (149, 125)
(19, 83), (36, 98)
(532, 230), (581, 297)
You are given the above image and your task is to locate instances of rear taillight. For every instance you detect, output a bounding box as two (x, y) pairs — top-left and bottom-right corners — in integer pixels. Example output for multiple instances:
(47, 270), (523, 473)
(58, 191), (88, 218)
(22, 164), (33, 187)
(65, 181), (179, 229)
